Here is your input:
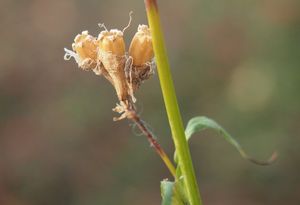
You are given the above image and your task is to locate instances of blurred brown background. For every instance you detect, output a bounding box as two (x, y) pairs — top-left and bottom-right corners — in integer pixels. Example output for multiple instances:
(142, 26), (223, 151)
(1, 0), (300, 204)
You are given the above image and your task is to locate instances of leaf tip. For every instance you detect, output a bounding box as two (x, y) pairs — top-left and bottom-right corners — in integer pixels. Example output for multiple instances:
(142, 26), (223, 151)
(246, 151), (278, 166)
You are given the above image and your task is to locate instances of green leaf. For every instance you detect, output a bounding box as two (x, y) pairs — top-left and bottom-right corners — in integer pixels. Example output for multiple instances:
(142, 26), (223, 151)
(161, 180), (188, 205)
(161, 180), (174, 205)
(174, 116), (277, 166)
(185, 116), (239, 146)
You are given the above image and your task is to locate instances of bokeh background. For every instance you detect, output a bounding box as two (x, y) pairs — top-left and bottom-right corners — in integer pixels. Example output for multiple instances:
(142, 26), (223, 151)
(1, 0), (300, 204)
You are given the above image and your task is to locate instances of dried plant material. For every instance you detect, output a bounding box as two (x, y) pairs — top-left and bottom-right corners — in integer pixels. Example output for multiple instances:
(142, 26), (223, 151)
(98, 50), (129, 102)
(128, 25), (155, 91)
(98, 29), (130, 103)
(98, 29), (126, 56)
(112, 101), (132, 121)
(129, 25), (154, 66)
(64, 31), (108, 78)
(126, 58), (155, 91)
(72, 31), (98, 70)
(64, 18), (156, 120)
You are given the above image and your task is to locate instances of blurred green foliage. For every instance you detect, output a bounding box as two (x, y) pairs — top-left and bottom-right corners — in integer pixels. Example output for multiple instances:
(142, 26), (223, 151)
(0, 0), (299, 204)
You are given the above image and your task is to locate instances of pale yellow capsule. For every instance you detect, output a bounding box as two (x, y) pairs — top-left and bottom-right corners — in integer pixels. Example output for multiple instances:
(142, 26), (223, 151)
(129, 25), (153, 66)
(97, 29), (128, 102)
(98, 29), (125, 56)
(72, 31), (97, 62)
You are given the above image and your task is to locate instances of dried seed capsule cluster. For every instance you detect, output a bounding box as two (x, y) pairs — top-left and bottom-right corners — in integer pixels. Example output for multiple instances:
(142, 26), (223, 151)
(64, 23), (155, 119)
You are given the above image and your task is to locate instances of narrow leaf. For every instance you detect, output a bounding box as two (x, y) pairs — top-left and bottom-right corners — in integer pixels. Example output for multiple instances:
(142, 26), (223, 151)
(175, 116), (277, 166)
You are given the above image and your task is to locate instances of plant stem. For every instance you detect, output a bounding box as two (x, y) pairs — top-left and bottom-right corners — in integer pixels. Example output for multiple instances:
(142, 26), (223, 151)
(126, 108), (176, 177)
(144, 1), (203, 205)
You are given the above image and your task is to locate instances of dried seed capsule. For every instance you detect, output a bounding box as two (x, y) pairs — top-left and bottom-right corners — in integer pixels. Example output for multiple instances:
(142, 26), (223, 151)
(129, 25), (153, 66)
(126, 25), (154, 92)
(98, 29), (125, 56)
(72, 31), (98, 70)
(97, 29), (129, 102)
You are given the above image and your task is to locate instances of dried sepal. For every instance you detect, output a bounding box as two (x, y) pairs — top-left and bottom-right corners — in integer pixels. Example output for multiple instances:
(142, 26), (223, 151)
(112, 101), (129, 121)
(126, 58), (155, 91)
(99, 50), (130, 102)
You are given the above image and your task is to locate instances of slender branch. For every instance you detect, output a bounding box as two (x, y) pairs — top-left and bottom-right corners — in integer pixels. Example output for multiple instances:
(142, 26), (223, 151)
(125, 107), (176, 178)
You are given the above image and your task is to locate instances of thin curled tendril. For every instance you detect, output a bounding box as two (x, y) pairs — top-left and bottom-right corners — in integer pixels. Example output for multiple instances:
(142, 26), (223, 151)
(64, 48), (80, 64)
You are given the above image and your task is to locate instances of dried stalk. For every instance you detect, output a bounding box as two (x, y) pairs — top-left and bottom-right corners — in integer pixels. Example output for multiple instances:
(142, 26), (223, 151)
(123, 105), (176, 177)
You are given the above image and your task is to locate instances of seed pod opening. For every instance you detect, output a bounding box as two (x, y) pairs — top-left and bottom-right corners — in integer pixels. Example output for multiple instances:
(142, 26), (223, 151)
(72, 31), (98, 70)
(129, 25), (153, 66)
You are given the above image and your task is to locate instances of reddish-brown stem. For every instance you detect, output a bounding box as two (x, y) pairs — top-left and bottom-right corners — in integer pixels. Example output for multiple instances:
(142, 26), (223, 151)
(126, 108), (176, 177)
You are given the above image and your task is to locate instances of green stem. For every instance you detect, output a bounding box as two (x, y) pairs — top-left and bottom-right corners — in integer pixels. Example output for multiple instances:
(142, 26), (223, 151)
(144, 1), (203, 205)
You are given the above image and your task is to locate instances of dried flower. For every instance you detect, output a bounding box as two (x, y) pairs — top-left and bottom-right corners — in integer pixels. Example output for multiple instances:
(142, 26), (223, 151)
(98, 29), (126, 56)
(97, 29), (129, 103)
(127, 25), (155, 92)
(64, 20), (156, 120)
(129, 25), (153, 66)
(71, 31), (98, 70)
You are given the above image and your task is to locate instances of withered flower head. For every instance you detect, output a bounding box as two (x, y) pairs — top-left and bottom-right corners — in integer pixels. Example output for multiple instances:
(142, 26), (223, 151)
(70, 31), (98, 70)
(73, 31), (97, 60)
(129, 25), (153, 66)
(98, 29), (126, 56)
(64, 21), (155, 120)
